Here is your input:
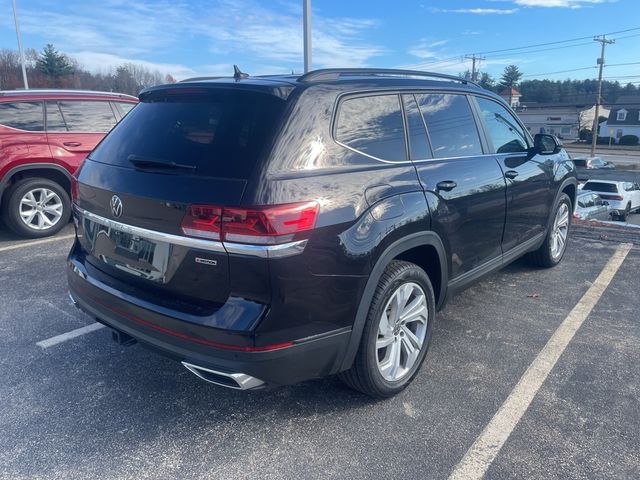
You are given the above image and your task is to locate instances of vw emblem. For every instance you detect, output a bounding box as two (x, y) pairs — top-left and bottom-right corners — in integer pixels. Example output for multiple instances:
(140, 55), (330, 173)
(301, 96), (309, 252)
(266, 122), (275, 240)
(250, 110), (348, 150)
(110, 195), (123, 218)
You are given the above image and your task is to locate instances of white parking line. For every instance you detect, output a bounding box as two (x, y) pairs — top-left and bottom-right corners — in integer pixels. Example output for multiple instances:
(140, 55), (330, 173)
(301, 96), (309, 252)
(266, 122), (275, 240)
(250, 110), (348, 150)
(449, 243), (633, 480)
(36, 322), (105, 349)
(0, 234), (75, 253)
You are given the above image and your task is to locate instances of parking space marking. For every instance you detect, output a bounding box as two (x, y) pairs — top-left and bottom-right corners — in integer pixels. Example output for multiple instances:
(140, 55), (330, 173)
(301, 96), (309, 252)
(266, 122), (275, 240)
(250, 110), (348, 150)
(449, 243), (633, 480)
(36, 322), (105, 349)
(0, 234), (75, 253)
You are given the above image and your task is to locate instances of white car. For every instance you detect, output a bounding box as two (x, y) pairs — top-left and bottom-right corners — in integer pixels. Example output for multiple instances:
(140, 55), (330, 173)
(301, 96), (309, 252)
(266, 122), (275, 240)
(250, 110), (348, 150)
(581, 180), (640, 221)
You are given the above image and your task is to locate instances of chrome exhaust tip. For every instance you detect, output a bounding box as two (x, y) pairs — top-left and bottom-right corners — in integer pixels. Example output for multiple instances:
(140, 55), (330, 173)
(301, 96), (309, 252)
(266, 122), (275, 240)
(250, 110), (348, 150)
(181, 362), (265, 390)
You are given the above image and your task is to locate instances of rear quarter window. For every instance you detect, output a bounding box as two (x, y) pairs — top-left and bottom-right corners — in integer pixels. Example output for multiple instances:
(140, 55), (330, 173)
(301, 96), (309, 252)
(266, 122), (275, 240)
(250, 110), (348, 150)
(335, 94), (407, 162)
(0, 102), (44, 131)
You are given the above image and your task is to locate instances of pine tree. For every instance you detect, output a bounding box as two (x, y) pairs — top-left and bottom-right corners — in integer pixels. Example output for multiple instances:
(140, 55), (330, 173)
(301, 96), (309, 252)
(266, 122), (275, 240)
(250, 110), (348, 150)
(499, 65), (523, 89)
(36, 44), (74, 86)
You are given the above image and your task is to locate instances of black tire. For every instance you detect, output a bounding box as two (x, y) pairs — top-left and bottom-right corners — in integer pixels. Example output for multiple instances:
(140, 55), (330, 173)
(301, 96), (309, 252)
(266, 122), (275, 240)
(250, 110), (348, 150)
(1, 177), (71, 238)
(339, 260), (436, 398)
(619, 203), (630, 222)
(528, 193), (572, 268)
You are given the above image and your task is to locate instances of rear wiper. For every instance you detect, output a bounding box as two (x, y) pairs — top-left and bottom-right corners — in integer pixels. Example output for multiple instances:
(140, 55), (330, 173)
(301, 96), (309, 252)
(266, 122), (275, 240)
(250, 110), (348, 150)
(128, 154), (197, 171)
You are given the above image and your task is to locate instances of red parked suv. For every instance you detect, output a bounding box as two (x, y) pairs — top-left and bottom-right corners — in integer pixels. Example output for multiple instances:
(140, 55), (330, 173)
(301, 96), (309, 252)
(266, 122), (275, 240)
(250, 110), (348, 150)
(0, 89), (137, 237)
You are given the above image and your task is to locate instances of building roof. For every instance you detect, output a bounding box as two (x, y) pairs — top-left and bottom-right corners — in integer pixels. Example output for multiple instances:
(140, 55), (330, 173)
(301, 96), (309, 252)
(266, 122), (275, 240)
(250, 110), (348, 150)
(499, 87), (521, 96)
(612, 95), (640, 109)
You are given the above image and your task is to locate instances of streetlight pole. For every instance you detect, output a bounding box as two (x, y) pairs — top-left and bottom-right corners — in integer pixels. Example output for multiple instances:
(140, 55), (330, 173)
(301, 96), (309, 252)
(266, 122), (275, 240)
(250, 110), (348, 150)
(303, 0), (312, 73)
(12, 0), (29, 89)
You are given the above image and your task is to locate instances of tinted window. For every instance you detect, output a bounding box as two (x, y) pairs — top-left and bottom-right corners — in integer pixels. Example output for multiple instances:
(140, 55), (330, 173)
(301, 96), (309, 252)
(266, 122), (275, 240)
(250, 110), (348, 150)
(416, 94), (482, 158)
(336, 95), (406, 161)
(572, 159), (587, 167)
(402, 95), (431, 160)
(90, 90), (285, 179)
(476, 97), (528, 153)
(0, 102), (43, 131)
(583, 182), (618, 193)
(58, 101), (117, 132)
(45, 101), (68, 131)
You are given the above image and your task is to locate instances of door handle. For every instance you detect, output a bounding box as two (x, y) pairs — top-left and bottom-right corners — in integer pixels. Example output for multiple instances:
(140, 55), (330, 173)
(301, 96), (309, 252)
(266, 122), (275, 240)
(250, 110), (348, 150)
(63, 142), (82, 147)
(436, 180), (457, 192)
(505, 170), (519, 180)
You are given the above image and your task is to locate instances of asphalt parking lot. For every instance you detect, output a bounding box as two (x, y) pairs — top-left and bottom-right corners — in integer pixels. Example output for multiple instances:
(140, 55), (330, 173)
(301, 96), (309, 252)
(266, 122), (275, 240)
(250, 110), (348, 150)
(0, 223), (638, 480)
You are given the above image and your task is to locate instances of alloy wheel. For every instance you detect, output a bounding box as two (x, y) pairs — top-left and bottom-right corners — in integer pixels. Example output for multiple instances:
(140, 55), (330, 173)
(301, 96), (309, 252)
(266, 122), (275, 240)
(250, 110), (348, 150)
(376, 282), (428, 382)
(18, 188), (64, 231)
(550, 202), (569, 260)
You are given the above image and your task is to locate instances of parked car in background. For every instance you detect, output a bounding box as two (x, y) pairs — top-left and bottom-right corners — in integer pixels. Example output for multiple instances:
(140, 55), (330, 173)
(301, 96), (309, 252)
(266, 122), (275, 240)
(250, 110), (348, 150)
(574, 191), (614, 221)
(0, 90), (137, 238)
(581, 180), (640, 221)
(572, 156), (615, 169)
(68, 67), (577, 398)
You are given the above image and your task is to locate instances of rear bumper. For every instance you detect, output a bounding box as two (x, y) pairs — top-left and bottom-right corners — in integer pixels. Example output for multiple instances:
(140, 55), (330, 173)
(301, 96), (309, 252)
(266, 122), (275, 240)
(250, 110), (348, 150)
(67, 251), (351, 387)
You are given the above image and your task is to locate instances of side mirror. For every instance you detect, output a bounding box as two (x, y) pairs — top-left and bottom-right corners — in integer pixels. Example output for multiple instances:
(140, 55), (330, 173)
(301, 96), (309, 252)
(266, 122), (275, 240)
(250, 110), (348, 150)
(533, 133), (561, 155)
(602, 200), (609, 206)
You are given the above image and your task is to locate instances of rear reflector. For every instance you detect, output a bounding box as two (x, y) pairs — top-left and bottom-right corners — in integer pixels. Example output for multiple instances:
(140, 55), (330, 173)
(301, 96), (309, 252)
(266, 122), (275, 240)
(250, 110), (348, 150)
(181, 201), (319, 245)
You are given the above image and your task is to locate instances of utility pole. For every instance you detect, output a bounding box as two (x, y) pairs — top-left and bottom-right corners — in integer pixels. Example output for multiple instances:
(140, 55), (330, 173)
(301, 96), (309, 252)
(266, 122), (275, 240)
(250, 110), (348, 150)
(303, 0), (312, 73)
(12, 0), (29, 89)
(464, 54), (485, 82)
(590, 35), (614, 156)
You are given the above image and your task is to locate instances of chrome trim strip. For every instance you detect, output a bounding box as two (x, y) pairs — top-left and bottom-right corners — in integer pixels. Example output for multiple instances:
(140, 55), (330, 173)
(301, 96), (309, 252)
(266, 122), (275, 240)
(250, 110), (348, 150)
(224, 239), (308, 258)
(78, 208), (308, 258)
(79, 209), (226, 253)
(181, 362), (265, 390)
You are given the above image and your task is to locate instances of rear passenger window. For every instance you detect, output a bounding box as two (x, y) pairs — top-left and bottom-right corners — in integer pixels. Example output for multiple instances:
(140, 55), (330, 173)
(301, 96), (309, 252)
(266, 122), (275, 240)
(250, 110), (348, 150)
(402, 95), (432, 160)
(335, 95), (406, 162)
(0, 102), (43, 131)
(416, 94), (482, 158)
(58, 101), (117, 132)
(475, 97), (528, 153)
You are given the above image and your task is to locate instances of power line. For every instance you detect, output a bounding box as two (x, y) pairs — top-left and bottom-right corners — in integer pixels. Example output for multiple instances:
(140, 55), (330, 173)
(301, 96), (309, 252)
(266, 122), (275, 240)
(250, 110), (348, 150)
(400, 26), (640, 70)
(522, 66), (597, 78)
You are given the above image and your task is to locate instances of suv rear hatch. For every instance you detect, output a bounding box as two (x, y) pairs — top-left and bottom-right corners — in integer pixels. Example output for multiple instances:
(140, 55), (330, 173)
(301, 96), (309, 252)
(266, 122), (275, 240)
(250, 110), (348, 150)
(74, 86), (288, 314)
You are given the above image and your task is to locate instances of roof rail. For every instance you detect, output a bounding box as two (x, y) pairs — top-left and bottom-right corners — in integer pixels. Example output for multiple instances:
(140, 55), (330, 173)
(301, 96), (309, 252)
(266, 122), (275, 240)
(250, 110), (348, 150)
(0, 89), (138, 100)
(298, 68), (478, 86)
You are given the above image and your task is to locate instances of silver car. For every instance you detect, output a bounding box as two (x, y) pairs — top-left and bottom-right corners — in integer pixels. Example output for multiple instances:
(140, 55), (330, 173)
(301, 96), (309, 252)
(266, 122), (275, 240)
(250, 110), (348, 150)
(574, 191), (614, 221)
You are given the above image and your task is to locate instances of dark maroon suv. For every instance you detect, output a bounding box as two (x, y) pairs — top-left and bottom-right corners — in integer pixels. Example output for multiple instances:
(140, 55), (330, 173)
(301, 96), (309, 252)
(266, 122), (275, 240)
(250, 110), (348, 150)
(0, 89), (137, 238)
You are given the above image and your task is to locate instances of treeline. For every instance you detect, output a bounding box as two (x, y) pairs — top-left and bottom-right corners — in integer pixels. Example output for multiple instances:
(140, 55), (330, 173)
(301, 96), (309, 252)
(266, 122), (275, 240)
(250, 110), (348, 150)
(0, 45), (174, 96)
(463, 64), (638, 105)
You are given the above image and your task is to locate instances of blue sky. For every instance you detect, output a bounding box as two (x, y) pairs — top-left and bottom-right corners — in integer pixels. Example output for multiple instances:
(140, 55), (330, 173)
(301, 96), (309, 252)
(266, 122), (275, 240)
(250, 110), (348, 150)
(1, 0), (639, 82)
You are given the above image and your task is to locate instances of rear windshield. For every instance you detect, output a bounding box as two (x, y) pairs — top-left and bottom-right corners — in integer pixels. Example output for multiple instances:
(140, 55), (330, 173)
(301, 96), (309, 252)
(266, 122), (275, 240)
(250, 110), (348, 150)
(582, 182), (618, 193)
(89, 90), (285, 179)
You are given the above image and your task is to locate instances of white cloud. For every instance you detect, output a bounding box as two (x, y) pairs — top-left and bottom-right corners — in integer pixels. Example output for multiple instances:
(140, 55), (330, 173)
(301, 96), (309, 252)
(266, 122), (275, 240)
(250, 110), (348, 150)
(494, 0), (615, 7)
(408, 39), (449, 60)
(2, 0), (385, 75)
(195, 0), (385, 68)
(431, 7), (519, 14)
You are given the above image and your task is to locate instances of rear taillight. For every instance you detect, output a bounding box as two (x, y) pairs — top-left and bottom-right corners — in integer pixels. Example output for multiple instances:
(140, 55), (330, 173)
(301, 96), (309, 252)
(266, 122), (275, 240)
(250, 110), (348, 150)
(181, 201), (319, 245)
(181, 205), (223, 240)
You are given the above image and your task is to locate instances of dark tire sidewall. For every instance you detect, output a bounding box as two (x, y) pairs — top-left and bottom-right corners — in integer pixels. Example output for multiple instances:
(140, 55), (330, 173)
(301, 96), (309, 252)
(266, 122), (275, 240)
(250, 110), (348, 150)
(3, 178), (71, 238)
(362, 263), (435, 396)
